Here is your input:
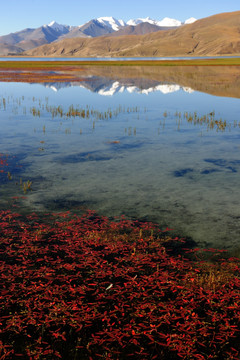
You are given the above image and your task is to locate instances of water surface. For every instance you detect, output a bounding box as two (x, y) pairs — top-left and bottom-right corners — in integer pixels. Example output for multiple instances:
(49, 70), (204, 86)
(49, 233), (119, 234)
(0, 65), (240, 251)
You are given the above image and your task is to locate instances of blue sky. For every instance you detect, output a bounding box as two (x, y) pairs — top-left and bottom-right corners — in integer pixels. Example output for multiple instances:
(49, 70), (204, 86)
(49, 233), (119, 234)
(0, 0), (239, 35)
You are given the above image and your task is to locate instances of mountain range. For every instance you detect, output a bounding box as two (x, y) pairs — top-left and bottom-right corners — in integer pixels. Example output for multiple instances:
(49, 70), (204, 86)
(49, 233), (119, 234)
(0, 16), (196, 55)
(23, 11), (240, 57)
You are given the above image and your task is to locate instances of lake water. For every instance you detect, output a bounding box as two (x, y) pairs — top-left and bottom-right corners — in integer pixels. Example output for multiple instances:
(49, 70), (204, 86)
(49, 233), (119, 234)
(1, 56), (240, 61)
(0, 65), (240, 251)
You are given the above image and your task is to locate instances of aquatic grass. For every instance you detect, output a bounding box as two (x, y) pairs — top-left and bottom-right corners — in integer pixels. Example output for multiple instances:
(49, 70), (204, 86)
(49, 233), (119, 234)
(174, 110), (238, 132)
(30, 107), (40, 117)
(4, 95), (128, 137)
(0, 210), (240, 359)
(0, 153), (33, 196)
(16, 180), (33, 194)
(23, 97), (143, 124)
(2, 93), (239, 138)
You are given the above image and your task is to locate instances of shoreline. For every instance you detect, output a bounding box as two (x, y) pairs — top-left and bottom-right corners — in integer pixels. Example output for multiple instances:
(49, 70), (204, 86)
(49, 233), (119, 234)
(0, 59), (240, 98)
(0, 58), (240, 68)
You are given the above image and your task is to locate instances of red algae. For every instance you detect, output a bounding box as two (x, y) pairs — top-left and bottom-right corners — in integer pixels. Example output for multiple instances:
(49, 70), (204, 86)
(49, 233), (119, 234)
(0, 210), (240, 359)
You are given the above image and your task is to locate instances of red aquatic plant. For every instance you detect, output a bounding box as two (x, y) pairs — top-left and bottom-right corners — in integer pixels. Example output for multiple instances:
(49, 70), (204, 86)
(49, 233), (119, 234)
(0, 210), (240, 359)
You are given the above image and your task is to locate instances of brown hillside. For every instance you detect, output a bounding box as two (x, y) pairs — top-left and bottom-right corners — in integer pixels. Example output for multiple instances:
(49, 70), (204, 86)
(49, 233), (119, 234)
(106, 22), (169, 36)
(0, 43), (24, 55)
(24, 11), (240, 57)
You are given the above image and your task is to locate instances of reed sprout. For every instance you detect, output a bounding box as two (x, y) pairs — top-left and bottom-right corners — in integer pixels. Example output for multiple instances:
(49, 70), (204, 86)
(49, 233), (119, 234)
(174, 110), (234, 132)
(23, 180), (32, 193)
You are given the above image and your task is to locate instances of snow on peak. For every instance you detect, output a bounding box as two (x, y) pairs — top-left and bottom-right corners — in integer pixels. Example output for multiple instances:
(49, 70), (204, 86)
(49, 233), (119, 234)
(127, 17), (182, 27)
(42, 15), (197, 35)
(48, 21), (57, 27)
(184, 17), (197, 24)
(47, 21), (68, 32)
(127, 17), (155, 26)
(97, 17), (126, 31)
(126, 16), (197, 28)
(156, 17), (182, 27)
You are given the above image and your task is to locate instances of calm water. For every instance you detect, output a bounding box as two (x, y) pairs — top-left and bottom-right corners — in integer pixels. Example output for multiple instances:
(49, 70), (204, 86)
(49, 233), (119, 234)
(0, 67), (240, 251)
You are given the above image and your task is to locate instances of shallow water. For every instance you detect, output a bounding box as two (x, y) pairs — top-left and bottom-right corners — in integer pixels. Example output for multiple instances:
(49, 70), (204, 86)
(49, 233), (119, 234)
(1, 56), (240, 61)
(0, 67), (240, 251)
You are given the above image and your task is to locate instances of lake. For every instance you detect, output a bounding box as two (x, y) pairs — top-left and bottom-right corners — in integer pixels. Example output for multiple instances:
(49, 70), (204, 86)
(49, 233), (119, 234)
(2, 56), (239, 61)
(0, 64), (240, 251)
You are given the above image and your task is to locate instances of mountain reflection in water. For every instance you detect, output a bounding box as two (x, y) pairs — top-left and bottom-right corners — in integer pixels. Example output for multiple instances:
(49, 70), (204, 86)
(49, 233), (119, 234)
(42, 77), (194, 95)
(35, 64), (240, 98)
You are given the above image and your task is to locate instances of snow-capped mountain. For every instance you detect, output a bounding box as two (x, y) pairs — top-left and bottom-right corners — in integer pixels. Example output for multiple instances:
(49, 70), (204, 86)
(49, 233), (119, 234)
(184, 17), (197, 24)
(157, 17), (182, 27)
(127, 17), (152, 26)
(126, 16), (196, 28)
(71, 15), (197, 37)
(46, 21), (70, 32)
(127, 17), (180, 27)
(96, 17), (126, 31)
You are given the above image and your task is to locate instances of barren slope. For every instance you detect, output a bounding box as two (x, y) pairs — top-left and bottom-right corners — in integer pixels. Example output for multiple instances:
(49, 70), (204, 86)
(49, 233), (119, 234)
(106, 22), (169, 36)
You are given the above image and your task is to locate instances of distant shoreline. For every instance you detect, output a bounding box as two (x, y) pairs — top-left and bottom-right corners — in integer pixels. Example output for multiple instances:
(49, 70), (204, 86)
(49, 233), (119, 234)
(0, 58), (240, 68)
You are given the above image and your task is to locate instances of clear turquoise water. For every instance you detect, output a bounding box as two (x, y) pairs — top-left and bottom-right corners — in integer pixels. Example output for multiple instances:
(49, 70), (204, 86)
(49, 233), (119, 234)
(0, 77), (240, 251)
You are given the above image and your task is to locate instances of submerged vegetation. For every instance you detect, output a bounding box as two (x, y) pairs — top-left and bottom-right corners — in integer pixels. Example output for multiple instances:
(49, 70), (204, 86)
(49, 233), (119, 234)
(0, 153), (32, 195)
(0, 210), (240, 359)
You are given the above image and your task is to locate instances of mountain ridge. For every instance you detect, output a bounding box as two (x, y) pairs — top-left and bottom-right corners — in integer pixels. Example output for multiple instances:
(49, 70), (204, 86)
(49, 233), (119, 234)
(0, 15), (196, 55)
(106, 22), (169, 37)
(23, 11), (240, 57)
